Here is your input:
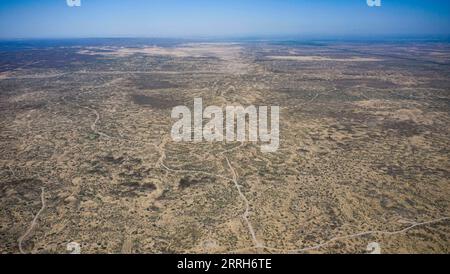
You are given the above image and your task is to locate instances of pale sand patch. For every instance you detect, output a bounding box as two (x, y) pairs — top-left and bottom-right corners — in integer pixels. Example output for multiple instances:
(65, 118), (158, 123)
(79, 43), (252, 75)
(78, 43), (243, 59)
(408, 135), (432, 149)
(380, 109), (434, 126)
(355, 100), (444, 126)
(355, 99), (395, 109)
(267, 56), (382, 62)
(372, 107), (443, 126)
(0, 71), (12, 79)
(354, 100), (419, 111)
(429, 51), (449, 56)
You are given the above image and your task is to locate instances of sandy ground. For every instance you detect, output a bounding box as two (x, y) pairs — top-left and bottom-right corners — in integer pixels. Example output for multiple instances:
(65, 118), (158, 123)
(0, 41), (449, 254)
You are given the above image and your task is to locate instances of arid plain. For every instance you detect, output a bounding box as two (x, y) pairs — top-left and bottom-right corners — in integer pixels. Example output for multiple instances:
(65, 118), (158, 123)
(0, 40), (449, 253)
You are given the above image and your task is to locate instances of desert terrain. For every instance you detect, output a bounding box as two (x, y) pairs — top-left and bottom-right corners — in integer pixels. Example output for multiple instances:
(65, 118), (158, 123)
(0, 39), (449, 253)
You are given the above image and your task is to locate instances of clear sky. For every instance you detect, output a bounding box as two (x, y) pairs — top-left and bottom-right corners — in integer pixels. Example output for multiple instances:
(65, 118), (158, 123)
(0, 0), (449, 39)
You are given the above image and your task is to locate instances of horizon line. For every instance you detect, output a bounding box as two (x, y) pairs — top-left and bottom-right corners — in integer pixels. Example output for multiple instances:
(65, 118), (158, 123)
(1, 34), (450, 42)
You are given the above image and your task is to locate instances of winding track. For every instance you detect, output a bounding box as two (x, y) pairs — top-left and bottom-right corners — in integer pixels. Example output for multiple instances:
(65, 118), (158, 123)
(229, 216), (450, 254)
(84, 106), (113, 139)
(225, 156), (262, 248)
(18, 187), (46, 254)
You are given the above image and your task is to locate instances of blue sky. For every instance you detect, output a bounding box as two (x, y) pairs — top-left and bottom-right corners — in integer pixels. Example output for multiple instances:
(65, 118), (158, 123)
(0, 0), (449, 38)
